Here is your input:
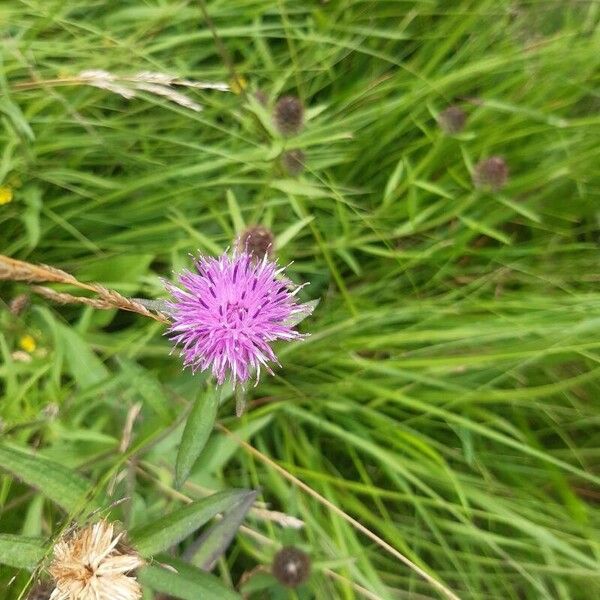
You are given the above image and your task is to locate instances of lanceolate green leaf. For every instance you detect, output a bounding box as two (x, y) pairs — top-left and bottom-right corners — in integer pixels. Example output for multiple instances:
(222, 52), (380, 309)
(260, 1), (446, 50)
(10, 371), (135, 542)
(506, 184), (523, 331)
(0, 535), (45, 570)
(139, 555), (241, 600)
(130, 490), (251, 557)
(187, 490), (257, 571)
(0, 443), (94, 514)
(175, 388), (219, 489)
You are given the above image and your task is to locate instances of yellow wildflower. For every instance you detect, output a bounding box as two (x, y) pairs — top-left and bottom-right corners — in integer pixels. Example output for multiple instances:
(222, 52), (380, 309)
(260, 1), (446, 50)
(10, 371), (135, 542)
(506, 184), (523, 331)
(19, 334), (37, 353)
(0, 185), (13, 205)
(229, 75), (247, 95)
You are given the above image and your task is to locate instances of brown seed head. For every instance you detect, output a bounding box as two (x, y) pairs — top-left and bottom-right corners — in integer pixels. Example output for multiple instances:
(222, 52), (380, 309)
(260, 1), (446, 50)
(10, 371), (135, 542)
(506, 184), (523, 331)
(272, 546), (311, 588)
(48, 520), (144, 600)
(253, 89), (269, 106)
(9, 293), (30, 316)
(27, 581), (53, 600)
(280, 149), (305, 176)
(473, 156), (509, 191)
(274, 96), (304, 136)
(438, 105), (467, 134)
(238, 225), (275, 261)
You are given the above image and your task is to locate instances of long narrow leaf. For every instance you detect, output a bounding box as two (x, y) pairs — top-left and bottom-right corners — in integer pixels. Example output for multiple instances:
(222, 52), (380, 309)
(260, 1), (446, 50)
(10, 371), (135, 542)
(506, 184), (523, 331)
(175, 389), (219, 489)
(186, 490), (257, 571)
(139, 555), (241, 600)
(130, 489), (251, 557)
(0, 443), (95, 514)
(0, 535), (45, 570)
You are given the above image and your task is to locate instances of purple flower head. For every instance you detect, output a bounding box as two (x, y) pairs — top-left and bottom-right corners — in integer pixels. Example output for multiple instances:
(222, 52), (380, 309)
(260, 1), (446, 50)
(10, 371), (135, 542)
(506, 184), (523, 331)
(166, 251), (314, 386)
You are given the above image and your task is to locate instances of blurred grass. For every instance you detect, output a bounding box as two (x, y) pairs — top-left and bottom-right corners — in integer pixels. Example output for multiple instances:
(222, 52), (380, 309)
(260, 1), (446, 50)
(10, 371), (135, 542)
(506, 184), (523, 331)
(1, 0), (600, 598)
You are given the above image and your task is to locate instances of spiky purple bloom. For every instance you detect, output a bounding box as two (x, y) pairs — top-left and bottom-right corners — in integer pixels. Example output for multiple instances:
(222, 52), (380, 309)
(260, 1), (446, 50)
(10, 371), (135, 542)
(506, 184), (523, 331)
(166, 251), (312, 386)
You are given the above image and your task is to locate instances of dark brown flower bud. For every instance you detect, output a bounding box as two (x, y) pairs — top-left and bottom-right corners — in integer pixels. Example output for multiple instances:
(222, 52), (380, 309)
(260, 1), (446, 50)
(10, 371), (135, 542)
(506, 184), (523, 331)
(253, 89), (269, 106)
(280, 149), (305, 176)
(238, 225), (275, 261)
(274, 96), (304, 136)
(27, 582), (53, 600)
(473, 156), (509, 191)
(272, 546), (311, 588)
(9, 293), (29, 315)
(438, 105), (466, 134)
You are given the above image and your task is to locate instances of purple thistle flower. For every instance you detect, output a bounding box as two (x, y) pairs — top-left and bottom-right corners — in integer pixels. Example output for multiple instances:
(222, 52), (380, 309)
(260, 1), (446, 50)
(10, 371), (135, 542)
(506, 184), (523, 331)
(166, 251), (314, 386)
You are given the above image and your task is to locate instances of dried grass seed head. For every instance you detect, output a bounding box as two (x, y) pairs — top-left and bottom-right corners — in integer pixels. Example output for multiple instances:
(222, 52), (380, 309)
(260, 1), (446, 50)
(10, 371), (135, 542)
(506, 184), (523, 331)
(9, 293), (30, 315)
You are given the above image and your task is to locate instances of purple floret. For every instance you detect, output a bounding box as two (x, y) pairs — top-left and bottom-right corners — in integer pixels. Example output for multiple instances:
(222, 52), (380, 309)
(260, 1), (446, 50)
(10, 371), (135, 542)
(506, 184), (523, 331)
(166, 251), (311, 385)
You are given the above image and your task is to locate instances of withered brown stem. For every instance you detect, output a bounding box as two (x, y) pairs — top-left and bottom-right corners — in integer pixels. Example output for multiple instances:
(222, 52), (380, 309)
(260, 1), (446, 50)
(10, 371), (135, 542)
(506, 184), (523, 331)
(0, 254), (169, 324)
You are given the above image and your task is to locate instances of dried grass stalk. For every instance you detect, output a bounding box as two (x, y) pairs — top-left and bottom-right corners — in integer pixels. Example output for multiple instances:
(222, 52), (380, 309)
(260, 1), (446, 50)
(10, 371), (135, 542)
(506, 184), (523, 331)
(30, 286), (114, 309)
(250, 507), (304, 529)
(13, 70), (230, 112)
(0, 254), (169, 324)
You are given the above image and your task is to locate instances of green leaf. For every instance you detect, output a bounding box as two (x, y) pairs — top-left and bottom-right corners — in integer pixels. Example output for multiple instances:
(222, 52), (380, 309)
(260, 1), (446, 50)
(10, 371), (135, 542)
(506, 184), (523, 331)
(275, 216), (314, 250)
(55, 323), (109, 390)
(192, 416), (273, 488)
(226, 189), (245, 233)
(0, 96), (34, 140)
(188, 490), (257, 571)
(413, 179), (455, 200)
(168, 207), (222, 254)
(0, 535), (45, 570)
(383, 157), (404, 206)
(139, 555), (241, 600)
(0, 443), (95, 514)
(130, 489), (251, 557)
(271, 179), (329, 199)
(459, 215), (512, 245)
(22, 185), (42, 249)
(76, 254), (154, 293)
(496, 194), (541, 223)
(283, 299), (319, 328)
(118, 359), (172, 420)
(175, 388), (219, 488)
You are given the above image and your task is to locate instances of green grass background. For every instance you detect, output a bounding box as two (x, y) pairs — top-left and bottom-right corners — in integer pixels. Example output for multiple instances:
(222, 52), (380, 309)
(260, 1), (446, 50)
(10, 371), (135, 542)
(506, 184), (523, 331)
(1, 1), (600, 598)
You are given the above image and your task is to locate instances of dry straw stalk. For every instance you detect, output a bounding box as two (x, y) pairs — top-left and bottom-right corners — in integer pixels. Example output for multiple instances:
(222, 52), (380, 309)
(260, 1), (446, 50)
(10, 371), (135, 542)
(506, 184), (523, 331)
(0, 254), (169, 324)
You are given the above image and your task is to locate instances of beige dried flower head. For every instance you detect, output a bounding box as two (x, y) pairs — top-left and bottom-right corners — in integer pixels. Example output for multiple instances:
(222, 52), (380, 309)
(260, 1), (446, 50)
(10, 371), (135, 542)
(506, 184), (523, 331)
(48, 520), (144, 600)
